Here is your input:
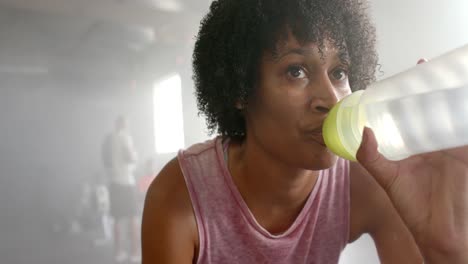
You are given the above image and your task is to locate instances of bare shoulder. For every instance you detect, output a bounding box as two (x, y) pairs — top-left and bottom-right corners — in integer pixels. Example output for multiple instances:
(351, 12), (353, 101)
(144, 157), (195, 219)
(349, 162), (422, 262)
(141, 157), (198, 264)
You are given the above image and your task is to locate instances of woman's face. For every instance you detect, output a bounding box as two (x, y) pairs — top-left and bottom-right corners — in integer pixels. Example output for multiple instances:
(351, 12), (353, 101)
(244, 32), (352, 170)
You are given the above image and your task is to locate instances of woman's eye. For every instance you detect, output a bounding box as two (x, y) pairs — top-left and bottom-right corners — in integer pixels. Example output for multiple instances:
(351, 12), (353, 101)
(331, 68), (348, 81)
(287, 65), (307, 79)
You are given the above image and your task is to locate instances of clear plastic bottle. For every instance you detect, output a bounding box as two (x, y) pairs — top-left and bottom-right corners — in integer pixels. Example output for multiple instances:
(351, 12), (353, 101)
(323, 44), (468, 161)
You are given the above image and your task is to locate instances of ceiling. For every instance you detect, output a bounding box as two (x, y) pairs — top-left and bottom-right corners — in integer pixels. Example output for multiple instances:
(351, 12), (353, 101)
(0, 0), (211, 77)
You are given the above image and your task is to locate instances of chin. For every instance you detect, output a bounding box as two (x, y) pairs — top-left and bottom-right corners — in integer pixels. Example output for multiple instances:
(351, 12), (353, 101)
(304, 150), (339, 171)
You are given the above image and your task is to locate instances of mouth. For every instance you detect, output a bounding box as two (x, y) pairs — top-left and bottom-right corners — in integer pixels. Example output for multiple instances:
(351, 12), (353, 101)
(304, 127), (326, 147)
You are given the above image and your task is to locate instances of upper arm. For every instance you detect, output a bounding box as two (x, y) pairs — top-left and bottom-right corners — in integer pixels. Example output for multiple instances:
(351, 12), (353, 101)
(349, 162), (423, 264)
(141, 158), (198, 264)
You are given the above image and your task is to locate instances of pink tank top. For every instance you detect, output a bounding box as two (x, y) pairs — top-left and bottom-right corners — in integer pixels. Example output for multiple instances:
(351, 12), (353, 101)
(178, 137), (350, 264)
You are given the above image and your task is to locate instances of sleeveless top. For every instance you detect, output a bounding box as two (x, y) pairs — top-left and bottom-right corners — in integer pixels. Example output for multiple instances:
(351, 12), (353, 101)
(178, 137), (350, 264)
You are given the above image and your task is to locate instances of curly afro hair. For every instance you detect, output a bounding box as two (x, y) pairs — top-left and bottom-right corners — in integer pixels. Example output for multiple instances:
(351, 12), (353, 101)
(193, 0), (378, 139)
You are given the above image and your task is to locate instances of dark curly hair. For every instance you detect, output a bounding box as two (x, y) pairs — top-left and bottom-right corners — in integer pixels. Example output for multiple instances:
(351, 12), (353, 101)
(193, 0), (378, 139)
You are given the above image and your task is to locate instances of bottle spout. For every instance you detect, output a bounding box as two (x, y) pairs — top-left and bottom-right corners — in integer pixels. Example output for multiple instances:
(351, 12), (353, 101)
(323, 91), (366, 161)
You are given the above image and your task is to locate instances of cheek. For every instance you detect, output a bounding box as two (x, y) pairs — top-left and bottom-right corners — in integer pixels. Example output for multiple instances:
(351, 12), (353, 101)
(253, 81), (301, 114)
(246, 94), (301, 136)
(267, 91), (306, 125)
(252, 100), (294, 126)
(334, 84), (353, 101)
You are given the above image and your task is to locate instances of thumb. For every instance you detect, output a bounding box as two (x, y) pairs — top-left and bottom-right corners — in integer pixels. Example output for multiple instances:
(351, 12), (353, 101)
(417, 58), (428, 65)
(356, 127), (398, 192)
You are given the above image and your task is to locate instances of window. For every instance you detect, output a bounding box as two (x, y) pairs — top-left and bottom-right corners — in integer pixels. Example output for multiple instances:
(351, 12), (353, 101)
(153, 74), (185, 153)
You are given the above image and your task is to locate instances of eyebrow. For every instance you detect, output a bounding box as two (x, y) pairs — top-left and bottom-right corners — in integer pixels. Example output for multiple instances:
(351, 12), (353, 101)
(273, 47), (350, 65)
(273, 48), (310, 62)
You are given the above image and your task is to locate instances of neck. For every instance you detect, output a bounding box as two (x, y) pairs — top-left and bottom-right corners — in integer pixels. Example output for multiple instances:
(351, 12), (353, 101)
(228, 136), (320, 212)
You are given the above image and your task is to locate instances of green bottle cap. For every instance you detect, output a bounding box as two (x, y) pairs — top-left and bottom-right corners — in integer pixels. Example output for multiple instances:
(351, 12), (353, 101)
(323, 91), (365, 162)
(323, 100), (356, 161)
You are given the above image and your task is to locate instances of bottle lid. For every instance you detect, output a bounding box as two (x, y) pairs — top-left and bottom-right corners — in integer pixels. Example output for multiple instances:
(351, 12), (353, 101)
(323, 93), (361, 162)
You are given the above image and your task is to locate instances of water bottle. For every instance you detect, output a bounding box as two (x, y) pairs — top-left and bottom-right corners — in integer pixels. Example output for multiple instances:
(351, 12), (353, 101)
(323, 44), (468, 161)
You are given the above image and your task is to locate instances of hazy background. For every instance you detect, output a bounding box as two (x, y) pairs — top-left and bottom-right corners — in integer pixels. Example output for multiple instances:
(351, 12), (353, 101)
(0, 0), (467, 263)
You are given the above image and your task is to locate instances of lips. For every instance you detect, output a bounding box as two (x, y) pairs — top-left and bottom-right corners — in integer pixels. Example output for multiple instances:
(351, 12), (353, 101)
(304, 127), (326, 147)
(310, 134), (326, 147)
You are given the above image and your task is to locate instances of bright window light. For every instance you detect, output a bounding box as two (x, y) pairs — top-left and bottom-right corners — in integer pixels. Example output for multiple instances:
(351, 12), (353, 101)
(153, 74), (185, 153)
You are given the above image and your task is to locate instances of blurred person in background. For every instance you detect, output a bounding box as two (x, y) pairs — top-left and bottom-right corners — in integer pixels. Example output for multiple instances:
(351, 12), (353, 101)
(92, 170), (112, 247)
(102, 116), (140, 263)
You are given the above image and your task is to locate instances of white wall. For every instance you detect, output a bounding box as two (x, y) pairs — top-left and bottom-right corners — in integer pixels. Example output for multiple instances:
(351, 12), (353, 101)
(373, 0), (468, 78)
(340, 0), (468, 263)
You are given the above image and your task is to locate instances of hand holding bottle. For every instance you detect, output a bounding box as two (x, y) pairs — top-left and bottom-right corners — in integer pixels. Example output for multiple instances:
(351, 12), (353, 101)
(357, 126), (468, 263)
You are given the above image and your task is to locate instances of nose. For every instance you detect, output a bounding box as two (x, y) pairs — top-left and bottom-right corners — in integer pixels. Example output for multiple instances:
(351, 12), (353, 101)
(309, 73), (340, 114)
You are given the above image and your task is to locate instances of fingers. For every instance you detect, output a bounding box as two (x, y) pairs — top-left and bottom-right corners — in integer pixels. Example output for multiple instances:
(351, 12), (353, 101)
(443, 146), (468, 166)
(356, 127), (399, 192)
(417, 58), (428, 64)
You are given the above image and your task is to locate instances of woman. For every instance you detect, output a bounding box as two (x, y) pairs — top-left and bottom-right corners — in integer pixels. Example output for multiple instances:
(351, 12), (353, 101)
(142, 0), (468, 263)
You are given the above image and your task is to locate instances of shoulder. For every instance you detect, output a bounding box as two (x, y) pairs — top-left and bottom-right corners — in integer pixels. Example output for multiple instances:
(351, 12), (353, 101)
(144, 157), (193, 216)
(141, 157), (198, 263)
